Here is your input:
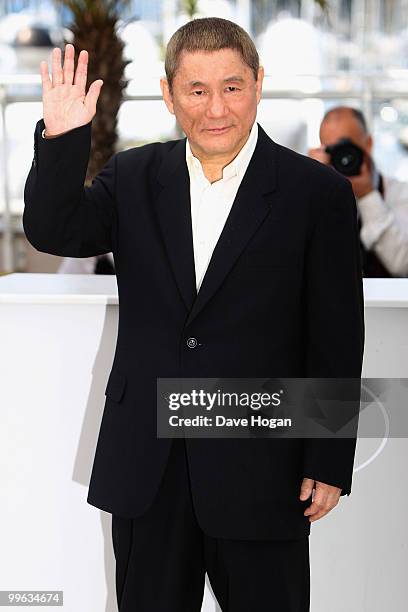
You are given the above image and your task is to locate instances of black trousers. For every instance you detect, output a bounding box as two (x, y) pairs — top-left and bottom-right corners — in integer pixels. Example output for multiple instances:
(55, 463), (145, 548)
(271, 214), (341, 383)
(111, 438), (310, 611)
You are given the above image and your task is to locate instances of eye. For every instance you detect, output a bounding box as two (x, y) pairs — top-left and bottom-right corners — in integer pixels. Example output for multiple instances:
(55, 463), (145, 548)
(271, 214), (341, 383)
(192, 90), (204, 96)
(226, 86), (239, 92)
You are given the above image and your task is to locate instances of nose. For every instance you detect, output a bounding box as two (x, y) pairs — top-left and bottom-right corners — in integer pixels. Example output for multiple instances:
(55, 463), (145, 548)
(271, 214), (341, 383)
(205, 91), (228, 119)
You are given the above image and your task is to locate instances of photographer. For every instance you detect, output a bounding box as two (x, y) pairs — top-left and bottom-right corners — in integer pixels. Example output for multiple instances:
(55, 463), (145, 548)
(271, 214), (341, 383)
(309, 106), (408, 277)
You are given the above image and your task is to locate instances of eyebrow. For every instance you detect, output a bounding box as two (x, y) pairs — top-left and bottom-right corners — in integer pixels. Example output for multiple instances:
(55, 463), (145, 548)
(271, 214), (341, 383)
(187, 75), (245, 87)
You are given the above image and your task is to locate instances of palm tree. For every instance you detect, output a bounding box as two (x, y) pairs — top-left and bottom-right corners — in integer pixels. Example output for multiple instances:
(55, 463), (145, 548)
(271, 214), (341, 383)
(54, 0), (132, 184)
(181, 0), (329, 20)
(181, 0), (200, 19)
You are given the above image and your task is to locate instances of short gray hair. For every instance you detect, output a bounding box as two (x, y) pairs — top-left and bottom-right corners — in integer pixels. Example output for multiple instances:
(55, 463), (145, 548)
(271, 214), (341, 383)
(165, 17), (260, 93)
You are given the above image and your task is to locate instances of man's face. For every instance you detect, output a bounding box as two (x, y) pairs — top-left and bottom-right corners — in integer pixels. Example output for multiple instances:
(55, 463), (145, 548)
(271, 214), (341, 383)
(319, 115), (373, 156)
(160, 48), (264, 160)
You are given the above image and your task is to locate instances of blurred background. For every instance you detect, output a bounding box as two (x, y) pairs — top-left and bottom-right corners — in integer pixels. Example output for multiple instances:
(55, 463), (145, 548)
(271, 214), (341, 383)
(1, 0), (408, 274)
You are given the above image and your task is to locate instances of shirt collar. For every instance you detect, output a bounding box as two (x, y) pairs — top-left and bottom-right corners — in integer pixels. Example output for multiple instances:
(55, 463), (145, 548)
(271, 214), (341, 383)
(185, 121), (258, 183)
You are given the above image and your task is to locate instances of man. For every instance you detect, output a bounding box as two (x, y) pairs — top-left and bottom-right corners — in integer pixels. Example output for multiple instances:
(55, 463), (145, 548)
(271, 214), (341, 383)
(309, 106), (408, 277)
(23, 17), (364, 612)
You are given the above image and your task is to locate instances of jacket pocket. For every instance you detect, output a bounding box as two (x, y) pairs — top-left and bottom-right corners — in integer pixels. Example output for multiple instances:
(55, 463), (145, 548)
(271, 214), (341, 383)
(105, 370), (127, 403)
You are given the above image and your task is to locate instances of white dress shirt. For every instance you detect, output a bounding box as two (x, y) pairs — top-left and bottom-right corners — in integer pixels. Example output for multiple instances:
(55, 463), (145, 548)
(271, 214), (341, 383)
(357, 174), (408, 276)
(186, 121), (258, 292)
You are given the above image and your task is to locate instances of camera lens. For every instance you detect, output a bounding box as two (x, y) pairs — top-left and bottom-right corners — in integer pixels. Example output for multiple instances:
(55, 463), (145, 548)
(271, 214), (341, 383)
(326, 139), (364, 176)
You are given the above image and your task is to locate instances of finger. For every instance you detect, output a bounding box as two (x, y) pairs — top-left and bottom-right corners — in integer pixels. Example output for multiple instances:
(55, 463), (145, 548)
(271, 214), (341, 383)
(304, 500), (320, 516)
(299, 478), (314, 500)
(74, 49), (89, 93)
(363, 151), (373, 167)
(62, 43), (75, 86)
(357, 160), (367, 173)
(304, 489), (329, 516)
(84, 79), (104, 116)
(309, 508), (329, 522)
(51, 47), (63, 86)
(361, 161), (371, 177)
(308, 494), (338, 521)
(40, 60), (52, 93)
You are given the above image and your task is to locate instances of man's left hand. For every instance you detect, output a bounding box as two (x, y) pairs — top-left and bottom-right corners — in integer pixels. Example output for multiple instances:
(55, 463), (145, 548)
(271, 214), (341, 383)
(347, 156), (375, 199)
(299, 478), (342, 522)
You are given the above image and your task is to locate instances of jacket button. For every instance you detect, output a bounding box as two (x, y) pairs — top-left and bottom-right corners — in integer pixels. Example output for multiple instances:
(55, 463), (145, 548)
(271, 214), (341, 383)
(186, 337), (198, 349)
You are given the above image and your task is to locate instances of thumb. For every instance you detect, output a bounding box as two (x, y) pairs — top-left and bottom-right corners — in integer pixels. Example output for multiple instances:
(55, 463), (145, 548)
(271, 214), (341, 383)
(84, 79), (103, 115)
(299, 477), (314, 500)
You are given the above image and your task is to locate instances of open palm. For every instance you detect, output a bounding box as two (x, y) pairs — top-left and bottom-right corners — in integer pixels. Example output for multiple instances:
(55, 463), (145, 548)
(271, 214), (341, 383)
(40, 43), (103, 137)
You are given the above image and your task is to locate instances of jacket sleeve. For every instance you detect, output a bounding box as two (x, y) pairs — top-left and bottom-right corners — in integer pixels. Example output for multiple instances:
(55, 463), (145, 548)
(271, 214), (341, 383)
(23, 117), (116, 258)
(302, 176), (365, 496)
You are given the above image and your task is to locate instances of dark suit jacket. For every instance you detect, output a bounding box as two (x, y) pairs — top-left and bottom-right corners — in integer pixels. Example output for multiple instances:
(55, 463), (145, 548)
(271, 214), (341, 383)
(23, 118), (365, 539)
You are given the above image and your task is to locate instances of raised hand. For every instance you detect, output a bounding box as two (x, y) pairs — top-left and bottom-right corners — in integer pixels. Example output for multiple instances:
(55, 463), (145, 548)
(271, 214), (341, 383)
(40, 43), (103, 137)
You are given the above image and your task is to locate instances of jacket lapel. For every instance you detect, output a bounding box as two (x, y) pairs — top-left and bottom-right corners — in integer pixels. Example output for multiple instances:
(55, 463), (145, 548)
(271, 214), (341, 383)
(154, 138), (198, 313)
(154, 123), (278, 327)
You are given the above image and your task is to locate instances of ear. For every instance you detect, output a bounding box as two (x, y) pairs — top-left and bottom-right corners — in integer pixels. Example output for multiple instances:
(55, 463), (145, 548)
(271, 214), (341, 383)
(366, 133), (373, 154)
(160, 77), (175, 115)
(256, 66), (264, 105)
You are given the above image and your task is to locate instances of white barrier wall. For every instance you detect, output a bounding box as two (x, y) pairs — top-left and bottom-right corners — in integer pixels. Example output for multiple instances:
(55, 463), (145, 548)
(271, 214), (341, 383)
(0, 273), (407, 612)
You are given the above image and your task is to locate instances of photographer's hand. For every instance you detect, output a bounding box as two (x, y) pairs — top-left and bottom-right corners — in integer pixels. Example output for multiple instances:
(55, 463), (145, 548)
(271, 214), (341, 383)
(308, 146), (330, 165)
(348, 155), (376, 199)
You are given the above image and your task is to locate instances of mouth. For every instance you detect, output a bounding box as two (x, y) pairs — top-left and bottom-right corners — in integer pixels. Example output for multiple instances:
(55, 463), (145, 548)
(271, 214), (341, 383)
(205, 126), (232, 134)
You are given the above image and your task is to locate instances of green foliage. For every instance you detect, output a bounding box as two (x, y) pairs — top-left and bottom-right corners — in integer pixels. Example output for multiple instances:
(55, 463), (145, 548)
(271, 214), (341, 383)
(181, 0), (199, 19)
(179, 0), (329, 20)
(54, 0), (132, 20)
(314, 0), (329, 16)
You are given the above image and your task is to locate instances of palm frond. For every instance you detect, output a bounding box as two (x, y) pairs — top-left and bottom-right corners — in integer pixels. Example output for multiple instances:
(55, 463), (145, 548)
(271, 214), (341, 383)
(55, 0), (132, 18)
(181, 0), (199, 19)
(314, 0), (330, 15)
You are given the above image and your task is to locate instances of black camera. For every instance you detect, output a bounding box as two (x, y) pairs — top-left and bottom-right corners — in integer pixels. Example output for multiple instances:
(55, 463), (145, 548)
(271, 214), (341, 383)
(325, 138), (364, 176)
